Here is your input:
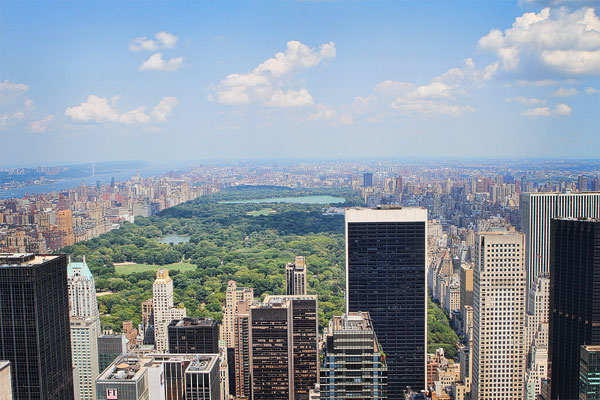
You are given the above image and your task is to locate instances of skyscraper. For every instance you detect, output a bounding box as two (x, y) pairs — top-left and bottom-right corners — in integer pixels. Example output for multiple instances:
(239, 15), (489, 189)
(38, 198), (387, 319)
(579, 345), (600, 400)
(221, 280), (254, 348)
(472, 232), (526, 400)
(549, 218), (600, 399)
(153, 269), (187, 352)
(250, 295), (319, 400)
(168, 317), (219, 354)
(520, 192), (600, 293)
(97, 334), (127, 373)
(363, 172), (373, 187)
(320, 312), (388, 399)
(233, 301), (251, 399)
(286, 256), (307, 295)
(346, 207), (427, 395)
(67, 257), (101, 400)
(0, 253), (74, 400)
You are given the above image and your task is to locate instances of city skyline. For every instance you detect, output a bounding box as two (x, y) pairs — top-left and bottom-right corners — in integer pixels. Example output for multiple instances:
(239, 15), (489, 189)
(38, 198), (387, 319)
(1, 0), (599, 165)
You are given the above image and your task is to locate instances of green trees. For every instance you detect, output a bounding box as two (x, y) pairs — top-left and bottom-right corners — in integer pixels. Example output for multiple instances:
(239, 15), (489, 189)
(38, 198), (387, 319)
(427, 297), (460, 359)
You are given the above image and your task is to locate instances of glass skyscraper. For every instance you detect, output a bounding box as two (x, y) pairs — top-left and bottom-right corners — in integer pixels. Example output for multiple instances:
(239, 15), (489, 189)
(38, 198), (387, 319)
(346, 207), (427, 396)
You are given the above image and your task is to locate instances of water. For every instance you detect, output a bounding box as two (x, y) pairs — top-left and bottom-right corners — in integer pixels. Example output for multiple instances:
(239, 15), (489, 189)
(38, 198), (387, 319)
(158, 234), (190, 244)
(220, 195), (345, 204)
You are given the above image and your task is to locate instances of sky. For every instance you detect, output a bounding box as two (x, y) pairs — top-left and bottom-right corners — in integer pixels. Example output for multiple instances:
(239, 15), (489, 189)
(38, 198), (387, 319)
(0, 0), (599, 166)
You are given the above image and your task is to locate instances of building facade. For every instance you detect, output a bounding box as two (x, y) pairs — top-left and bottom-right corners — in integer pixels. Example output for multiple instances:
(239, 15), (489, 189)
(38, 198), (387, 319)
(319, 312), (388, 399)
(250, 295), (319, 400)
(579, 345), (600, 400)
(346, 207), (427, 396)
(168, 317), (219, 354)
(549, 218), (600, 399)
(472, 232), (526, 400)
(153, 269), (187, 353)
(98, 334), (127, 373)
(0, 253), (74, 400)
(286, 256), (307, 296)
(234, 301), (251, 399)
(221, 280), (254, 349)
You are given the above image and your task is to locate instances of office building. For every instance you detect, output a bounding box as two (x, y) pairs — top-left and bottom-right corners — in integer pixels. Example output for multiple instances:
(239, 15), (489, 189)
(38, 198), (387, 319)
(168, 317), (219, 354)
(579, 345), (600, 400)
(250, 295), (319, 400)
(68, 257), (101, 400)
(221, 280), (254, 348)
(320, 312), (388, 399)
(234, 301), (251, 399)
(0, 253), (74, 400)
(364, 172), (373, 187)
(472, 232), (526, 400)
(218, 341), (230, 400)
(286, 256), (307, 295)
(0, 361), (12, 400)
(549, 218), (600, 399)
(95, 355), (149, 400)
(153, 269), (187, 352)
(98, 334), (127, 373)
(520, 192), (600, 293)
(346, 207), (427, 395)
(71, 317), (100, 400)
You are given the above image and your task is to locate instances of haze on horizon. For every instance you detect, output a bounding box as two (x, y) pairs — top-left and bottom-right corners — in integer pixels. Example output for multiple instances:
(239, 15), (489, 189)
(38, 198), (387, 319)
(1, 0), (599, 165)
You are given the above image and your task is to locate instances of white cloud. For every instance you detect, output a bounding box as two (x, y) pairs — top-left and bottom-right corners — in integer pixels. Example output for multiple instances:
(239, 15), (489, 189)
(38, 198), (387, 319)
(391, 98), (475, 116)
(130, 31), (178, 52)
(506, 96), (546, 104)
(210, 40), (335, 108)
(65, 95), (177, 125)
(308, 104), (336, 121)
(407, 81), (453, 99)
(266, 89), (314, 107)
(521, 103), (572, 117)
(27, 116), (54, 133)
(585, 86), (599, 93)
(479, 7), (600, 76)
(518, 79), (560, 86)
(151, 97), (178, 122)
(139, 53), (184, 71)
(552, 87), (578, 96)
(0, 80), (28, 95)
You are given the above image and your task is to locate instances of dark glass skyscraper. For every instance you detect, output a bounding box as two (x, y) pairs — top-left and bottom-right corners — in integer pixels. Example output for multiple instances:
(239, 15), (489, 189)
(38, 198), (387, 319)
(346, 207), (427, 396)
(0, 253), (74, 400)
(549, 218), (600, 400)
(168, 317), (219, 354)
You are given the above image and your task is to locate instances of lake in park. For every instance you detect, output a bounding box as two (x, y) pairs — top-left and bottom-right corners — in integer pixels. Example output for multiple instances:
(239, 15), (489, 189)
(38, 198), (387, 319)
(220, 195), (345, 204)
(158, 234), (191, 244)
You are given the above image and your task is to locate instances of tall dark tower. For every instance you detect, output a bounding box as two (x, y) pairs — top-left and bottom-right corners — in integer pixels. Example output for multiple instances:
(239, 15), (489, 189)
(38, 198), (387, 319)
(346, 207), (427, 396)
(549, 218), (600, 400)
(363, 172), (373, 188)
(0, 254), (74, 400)
(168, 317), (219, 354)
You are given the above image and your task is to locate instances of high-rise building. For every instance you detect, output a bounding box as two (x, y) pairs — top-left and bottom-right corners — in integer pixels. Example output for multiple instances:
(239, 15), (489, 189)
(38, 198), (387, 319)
(0, 254), (74, 400)
(524, 276), (550, 400)
(233, 301), (251, 399)
(472, 232), (526, 400)
(319, 312), (388, 399)
(168, 317), (219, 354)
(549, 218), (600, 399)
(520, 192), (600, 293)
(58, 209), (75, 246)
(395, 176), (403, 195)
(346, 207), (427, 395)
(71, 317), (100, 400)
(363, 172), (373, 187)
(153, 269), (187, 352)
(286, 256), (307, 295)
(579, 175), (589, 192)
(221, 280), (254, 348)
(218, 341), (230, 400)
(250, 295), (319, 400)
(95, 355), (149, 400)
(579, 345), (600, 400)
(0, 361), (12, 400)
(97, 334), (127, 373)
(67, 257), (101, 400)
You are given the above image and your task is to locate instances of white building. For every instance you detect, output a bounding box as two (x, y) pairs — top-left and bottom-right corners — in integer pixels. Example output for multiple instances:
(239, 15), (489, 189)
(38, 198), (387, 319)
(472, 232), (526, 400)
(153, 269), (187, 353)
(286, 255), (307, 296)
(68, 258), (101, 400)
(221, 280), (253, 348)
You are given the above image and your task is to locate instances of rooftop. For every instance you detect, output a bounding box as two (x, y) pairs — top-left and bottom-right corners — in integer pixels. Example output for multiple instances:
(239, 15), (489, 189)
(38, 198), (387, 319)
(0, 253), (59, 267)
(169, 317), (217, 328)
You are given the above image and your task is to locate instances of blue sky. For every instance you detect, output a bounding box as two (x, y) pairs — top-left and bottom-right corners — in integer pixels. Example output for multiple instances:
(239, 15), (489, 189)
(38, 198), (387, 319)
(1, 0), (599, 165)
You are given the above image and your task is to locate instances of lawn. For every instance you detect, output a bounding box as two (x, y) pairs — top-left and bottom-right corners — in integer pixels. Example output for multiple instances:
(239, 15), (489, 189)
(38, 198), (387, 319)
(247, 208), (276, 216)
(115, 261), (196, 275)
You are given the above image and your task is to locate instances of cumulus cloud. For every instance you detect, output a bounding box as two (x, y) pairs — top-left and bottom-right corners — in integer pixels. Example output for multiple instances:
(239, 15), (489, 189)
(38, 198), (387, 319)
(130, 31), (178, 52)
(479, 7), (600, 76)
(585, 86), (599, 93)
(0, 80), (39, 129)
(27, 116), (54, 133)
(521, 103), (572, 117)
(210, 40), (335, 107)
(65, 95), (177, 125)
(552, 87), (578, 96)
(139, 53), (184, 71)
